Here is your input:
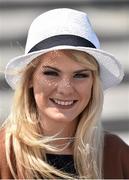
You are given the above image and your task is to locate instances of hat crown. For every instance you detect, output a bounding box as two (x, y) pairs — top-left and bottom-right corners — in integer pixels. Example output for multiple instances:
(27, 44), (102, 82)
(25, 8), (100, 54)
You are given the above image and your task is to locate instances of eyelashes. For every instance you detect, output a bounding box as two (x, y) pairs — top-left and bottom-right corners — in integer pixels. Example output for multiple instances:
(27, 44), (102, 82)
(42, 70), (90, 79)
(43, 71), (58, 76)
(74, 73), (90, 78)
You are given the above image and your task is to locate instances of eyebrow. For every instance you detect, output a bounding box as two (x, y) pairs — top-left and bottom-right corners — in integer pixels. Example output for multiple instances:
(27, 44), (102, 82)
(42, 66), (90, 73)
(42, 66), (60, 72)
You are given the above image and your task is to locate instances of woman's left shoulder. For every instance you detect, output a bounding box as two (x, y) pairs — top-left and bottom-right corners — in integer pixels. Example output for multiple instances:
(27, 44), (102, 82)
(104, 131), (129, 151)
(103, 132), (129, 178)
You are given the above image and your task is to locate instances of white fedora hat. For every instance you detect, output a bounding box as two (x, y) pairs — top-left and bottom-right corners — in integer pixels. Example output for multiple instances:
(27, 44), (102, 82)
(5, 8), (124, 90)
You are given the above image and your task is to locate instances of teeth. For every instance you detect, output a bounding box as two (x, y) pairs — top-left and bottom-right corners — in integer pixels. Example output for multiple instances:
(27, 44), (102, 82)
(53, 99), (74, 106)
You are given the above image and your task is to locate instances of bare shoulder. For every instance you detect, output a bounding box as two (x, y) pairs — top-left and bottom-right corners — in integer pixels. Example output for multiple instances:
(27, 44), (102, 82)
(0, 128), (6, 151)
(0, 127), (14, 178)
(0, 128), (6, 162)
(0, 128), (6, 174)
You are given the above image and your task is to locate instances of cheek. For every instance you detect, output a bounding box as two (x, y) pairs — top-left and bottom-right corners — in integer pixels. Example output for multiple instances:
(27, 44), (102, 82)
(32, 79), (57, 106)
(79, 82), (93, 105)
(33, 75), (57, 92)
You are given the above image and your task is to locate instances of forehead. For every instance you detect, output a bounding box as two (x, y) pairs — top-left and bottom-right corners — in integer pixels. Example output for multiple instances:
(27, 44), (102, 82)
(36, 50), (90, 69)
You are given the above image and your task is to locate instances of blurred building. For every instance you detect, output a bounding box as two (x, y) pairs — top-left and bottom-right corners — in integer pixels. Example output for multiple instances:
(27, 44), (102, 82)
(0, 0), (129, 144)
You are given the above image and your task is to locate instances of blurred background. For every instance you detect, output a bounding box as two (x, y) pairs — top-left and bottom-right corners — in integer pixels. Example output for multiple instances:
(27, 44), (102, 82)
(0, 0), (129, 144)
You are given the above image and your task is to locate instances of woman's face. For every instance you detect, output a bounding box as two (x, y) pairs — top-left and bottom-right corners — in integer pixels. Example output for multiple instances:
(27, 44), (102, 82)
(32, 50), (93, 124)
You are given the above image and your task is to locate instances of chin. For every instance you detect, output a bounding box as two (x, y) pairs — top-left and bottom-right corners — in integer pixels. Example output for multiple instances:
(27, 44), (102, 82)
(50, 112), (75, 123)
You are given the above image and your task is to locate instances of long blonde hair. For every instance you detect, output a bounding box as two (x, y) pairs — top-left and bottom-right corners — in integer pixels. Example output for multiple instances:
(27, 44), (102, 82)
(4, 50), (104, 179)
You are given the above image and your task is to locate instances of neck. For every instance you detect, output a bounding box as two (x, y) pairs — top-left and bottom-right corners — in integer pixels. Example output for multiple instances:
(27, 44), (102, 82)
(39, 117), (78, 154)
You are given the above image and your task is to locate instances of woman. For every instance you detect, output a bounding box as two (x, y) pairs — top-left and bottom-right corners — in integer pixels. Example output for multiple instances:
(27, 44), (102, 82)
(0, 8), (129, 179)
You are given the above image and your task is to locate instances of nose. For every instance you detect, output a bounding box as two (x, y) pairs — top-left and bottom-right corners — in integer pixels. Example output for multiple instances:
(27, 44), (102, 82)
(57, 77), (74, 96)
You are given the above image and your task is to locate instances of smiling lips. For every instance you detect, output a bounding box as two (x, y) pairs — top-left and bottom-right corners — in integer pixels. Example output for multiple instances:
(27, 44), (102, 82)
(50, 98), (77, 106)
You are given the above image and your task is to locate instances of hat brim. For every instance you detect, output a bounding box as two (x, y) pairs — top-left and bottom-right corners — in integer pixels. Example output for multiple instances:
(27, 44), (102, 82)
(5, 45), (124, 90)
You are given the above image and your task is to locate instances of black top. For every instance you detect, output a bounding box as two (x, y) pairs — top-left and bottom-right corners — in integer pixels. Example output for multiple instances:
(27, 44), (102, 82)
(46, 154), (76, 175)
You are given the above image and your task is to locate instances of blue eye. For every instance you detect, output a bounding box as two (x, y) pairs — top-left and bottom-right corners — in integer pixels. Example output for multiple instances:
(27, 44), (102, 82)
(74, 73), (89, 78)
(43, 71), (58, 76)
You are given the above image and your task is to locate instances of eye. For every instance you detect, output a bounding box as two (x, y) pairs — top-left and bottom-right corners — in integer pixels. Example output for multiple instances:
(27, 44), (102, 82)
(74, 73), (90, 79)
(43, 70), (59, 76)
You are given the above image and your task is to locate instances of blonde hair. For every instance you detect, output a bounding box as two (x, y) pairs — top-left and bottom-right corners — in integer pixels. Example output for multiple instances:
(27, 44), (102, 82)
(3, 50), (104, 179)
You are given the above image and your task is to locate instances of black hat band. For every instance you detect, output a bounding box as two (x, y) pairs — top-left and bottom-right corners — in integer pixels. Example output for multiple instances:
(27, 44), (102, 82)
(28, 34), (96, 53)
